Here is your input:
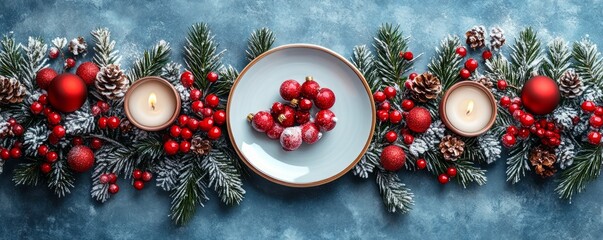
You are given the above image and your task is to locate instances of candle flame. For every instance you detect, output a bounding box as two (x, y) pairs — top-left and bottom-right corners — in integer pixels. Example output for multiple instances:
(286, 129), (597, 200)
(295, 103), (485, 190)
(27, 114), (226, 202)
(466, 100), (474, 115)
(149, 93), (157, 111)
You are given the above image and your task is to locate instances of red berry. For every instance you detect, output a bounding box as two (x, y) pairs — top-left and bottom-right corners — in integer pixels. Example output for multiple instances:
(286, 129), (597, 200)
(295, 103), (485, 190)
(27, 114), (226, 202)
(315, 88), (336, 109)
(590, 115), (603, 128)
(169, 125), (181, 138)
(379, 101), (391, 111)
(438, 174), (450, 184)
(65, 58), (76, 68)
(91, 106), (101, 116)
(40, 163), (52, 174)
(72, 136), (84, 145)
(0, 149), (9, 160)
(48, 134), (59, 145)
(513, 110), (525, 121)
(96, 117), (107, 129)
(199, 118), (214, 132)
(38, 94), (48, 105)
(385, 131), (397, 143)
(279, 79), (301, 101)
(502, 134), (517, 147)
(446, 167), (458, 177)
(201, 108), (213, 118)
(46, 151), (58, 163)
(178, 115), (189, 126)
(180, 141), (191, 153)
(180, 128), (193, 140)
(465, 58), (478, 72)
(132, 169), (143, 180)
(595, 107), (603, 116)
(180, 71), (194, 87)
(403, 134), (414, 145)
(108, 184), (120, 194)
(9, 148), (21, 159)
(377, 110), (389, 122)
(190, 88), (202, 101)
(500, 96), (511, 107)
(401, 51), (414, 60)
(205, 94), (220, 108)
(213, 110), (226, 125)
(47, 112), (61, 125)
(373, 91), (386, 103)
(163, 140), (179, 155)
(107, 116), (120, 129)
(507, 125), (519, 135)
(520, 114), (535, 127)
(518, 128), (531, 139)
(459, 68), (471, 79)
(91, 138), (103, 150)
(191, 100), (204, 113)
(588, 131), (602, 145)
(37, 145), (49, 156)
(401, 99), (415, 111)
(206, 71), (219, 83)
(30, 101), (43, 114)
(108, 173), (117, 184)
(12, 124), (24, 136)
(7, 118), (16, 126)
(508, 104), (520, 114)
(52, 125), (66, 138)
(142, 172), (153, 182)
(383, 86), (396, 99)
(409, 73), (418, 80)
(456, 46), (467, 57)
(97, 101), (110, 113)
(482, 50), (493, 60)
(389, 110), (403, 124)
(99, 174), (110, 184)
(49, 47), (59, 59)
(301, 76), (321, 100)
(298, 98), (313, 111)
(315, 109), (337, 132)
(207, 126), (222, 140)
(416, 159), (427, 169)
(186, 118), (199, 131)
(582, 101), (596, 112)
(497, 80), (508, 90)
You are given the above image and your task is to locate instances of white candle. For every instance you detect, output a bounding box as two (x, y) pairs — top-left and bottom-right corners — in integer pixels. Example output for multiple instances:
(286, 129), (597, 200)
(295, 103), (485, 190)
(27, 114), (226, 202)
(443, 83), (494, 135)
(125, 77), (180, 130)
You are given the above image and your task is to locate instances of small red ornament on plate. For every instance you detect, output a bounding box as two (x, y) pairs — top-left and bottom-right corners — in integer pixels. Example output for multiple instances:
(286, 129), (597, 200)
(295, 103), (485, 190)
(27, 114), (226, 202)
(248, 111), (274, 132)
(280, 126), (303, 151)
(266, 122), (285, 139)
(301, 76), (320, 100)
(315, 109), (337, 132)
(301, 123), (322, 144)
(315, 88), (336, 109)
(280, 79), (301, 101)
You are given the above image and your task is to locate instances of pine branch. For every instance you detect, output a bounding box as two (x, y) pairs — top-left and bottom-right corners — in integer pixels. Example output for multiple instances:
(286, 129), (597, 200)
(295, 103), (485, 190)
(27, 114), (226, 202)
(12, 161), (42, 186)
(246, 27), (275, 62)
(426, 149), (487, 187)
(202, 149), (245, 205)
(210, 65), (238, 98)
(170, 155), (208, 225)
(351, 45), (377, 91)
(509, 27), (543, 85)
(572, 37), (603, 88)
(542, 38), (571, 81)
(353, 122), (386, 178)
(64, 104), (95, 135)
(485, 55), (519, 94)
(184, 23), (225, 90)
(23, 125), (49, 156)
(47, 159), (75, 197)
(0, 34), (24, 79)
(155, 157), (184, 191)
(376, 170), (414, 213)
(21, 37), (48, 91)
(428, 35), (463, 91)
(128, 40), (171, 81)
(556, 145), (602, 200)
(373, 23), (412, 88)
(132, 136), (164, 167)
(91, 28), (121, 67)
(506, 139), (534, 184)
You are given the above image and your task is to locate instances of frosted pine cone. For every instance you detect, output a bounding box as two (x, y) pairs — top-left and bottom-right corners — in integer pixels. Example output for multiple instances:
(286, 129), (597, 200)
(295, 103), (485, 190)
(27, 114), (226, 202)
(439, 135), (465, 161)
(68, 37), (88, 55)
(410, 72), (442, 103)
(474, 75), (494, 89)
(529, 147), (557, 178)
(95, 64), (130, 100)
(558, 69), (584, 98)
(489, 27), (506, 51)
(0, 76), (26, 104)
(465, 25), (486, 49)
(191, 136), (212, 155)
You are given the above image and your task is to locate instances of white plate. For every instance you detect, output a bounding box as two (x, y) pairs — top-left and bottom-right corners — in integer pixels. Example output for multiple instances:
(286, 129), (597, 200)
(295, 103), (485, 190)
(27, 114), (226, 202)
(227, 44), (375, 187)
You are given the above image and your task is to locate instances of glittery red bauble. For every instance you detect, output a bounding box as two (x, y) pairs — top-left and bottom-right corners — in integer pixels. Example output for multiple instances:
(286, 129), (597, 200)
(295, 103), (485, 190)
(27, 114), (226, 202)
(380, 145), (406, 172)
(521, 76), (560, 115)
(280, 126), (302, 151)
(67, 145), (95, 173)
(75, 62), (100, 85)
(47, 73), (87, 113)
(36, 68), (58, 90)
(406, 107), (432, 133)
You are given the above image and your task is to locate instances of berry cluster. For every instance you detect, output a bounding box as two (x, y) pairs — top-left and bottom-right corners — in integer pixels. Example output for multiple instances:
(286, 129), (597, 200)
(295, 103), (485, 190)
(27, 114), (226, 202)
(581, 101), (603, 145)
(94, 101), (122, 131)
(98, 173), (120, 194)
(248, 76), (337, 151)
(499, 96), (561, 148)
(0, 118), (24, 161)
(131, 169), (153, 190)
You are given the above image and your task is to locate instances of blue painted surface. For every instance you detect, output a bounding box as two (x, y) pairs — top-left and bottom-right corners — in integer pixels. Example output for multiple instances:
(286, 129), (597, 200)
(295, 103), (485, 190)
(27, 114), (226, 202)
(1, 0), (602, 239)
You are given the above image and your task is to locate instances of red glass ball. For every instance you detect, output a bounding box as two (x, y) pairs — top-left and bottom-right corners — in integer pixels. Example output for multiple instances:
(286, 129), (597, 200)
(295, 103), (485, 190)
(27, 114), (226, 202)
(521, 76), (560, 115)
(47, 73), (87, 113)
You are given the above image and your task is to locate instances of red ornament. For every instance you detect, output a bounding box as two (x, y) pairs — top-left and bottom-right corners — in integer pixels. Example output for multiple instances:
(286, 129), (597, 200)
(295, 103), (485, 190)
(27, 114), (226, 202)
(107, 116), (120, 129)
(208, 126), (222, 140)
(455, 46), (467, 57)
(315, 88), (336, 109)
(190, 88), (202, 101)
(249, 111), (274, 132)
(482, 50), (493, 60)
(9, 148), (21, 159)
(497, 80), (508, 90)
(180, 141), (191, 153)
(108, 184), (120, 194)
(590, 115), (603, 128)
(403, 134), (414, 145)
(373, 91), (386, 103)
(384, 86), (396, 99)
(315, 109), (337, 132)
(521, 76), (560, 115)
(278, 106), (296, 127)
(588, 131), (602, 145)
(213, 110), (226, 125)
(47, 73), (87, 113)
(459, 68), (471, 79)
(133, 180), (144, 190)
(52, 125), (66, 138)
(37, 145), (49, 156)
(401, 99), (415, 111)
(280, 126), (303, 151)
(298, 98), (313, 111)
(502, 134), (517, 147)
(406, 107), (432, 133)
(385, 131), (398, 143)
(199, 118), (214, 132)
(582, 101), (597, 112)
(75, 62), (100, 85)
(295, 110), (311, 125)
(464, 58), (478, 72)
(438, 174), (450, 184)
(164, 140), (179, 155)
(271, 102), (285, 118)
(206, 71), (219, 83)
(205, 94), (220, 108)
(401, 51), (414, 60)
(35, 68), (58, 90)
(169, 125), (182, 138)
(280, 80), (301, 101)
(266, 123), (285, 140)
(301, 76), (321, 100)
(180, 71), (194, 87)
(49, 47), (60, 59)
(132, 169), (143, 180)
(446, 167), (458, 177)
(65, 58), (76, 68)
(180, 128), (193, 140)
(67, 145), (95, 173)
(389, 110), (403, 124)
(380, 145), (406, 172)
(416, 158), (427, 169)
(301, 123), (322, 144)
(142, 171), (153, 182)
(40, 163), (52, 174)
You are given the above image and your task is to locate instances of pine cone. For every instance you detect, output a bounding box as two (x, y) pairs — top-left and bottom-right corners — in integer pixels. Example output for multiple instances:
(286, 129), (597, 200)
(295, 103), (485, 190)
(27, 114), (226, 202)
(529, 146), (557, 178)
(191, 136), (212, 156)
(558, 69), (584, 98)
(465, 26), (486, 49)
(475, 76), (494, 89)
(439, 135), (465, 161)
(68, 37), (87, 55)
(0, 76), (26, 104)
(410, 72), (442, 103)
(95, 64), (130, 100)
(489, 27), (506, 51)
(120, 120), (133, 133)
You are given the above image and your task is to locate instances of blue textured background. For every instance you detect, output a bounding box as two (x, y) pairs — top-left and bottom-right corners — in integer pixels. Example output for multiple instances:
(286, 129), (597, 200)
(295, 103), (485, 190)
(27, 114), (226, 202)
(1, 0), (602, 239)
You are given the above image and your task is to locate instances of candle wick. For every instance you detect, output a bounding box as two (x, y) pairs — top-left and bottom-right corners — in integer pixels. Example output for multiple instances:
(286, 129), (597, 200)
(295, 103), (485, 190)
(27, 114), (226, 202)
(151, 103), (155, 111)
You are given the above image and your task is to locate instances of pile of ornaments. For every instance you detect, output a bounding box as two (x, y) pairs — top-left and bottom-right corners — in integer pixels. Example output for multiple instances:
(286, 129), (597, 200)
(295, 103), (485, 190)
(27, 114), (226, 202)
(581, 101), (603, 145)
(248, 76), (337, 151)
(163, 70), (225, 155)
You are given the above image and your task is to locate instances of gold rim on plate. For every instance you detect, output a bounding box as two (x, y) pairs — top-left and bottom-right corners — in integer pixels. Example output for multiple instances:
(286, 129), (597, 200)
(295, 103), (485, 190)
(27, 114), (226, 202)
(226, 44), (376, 187)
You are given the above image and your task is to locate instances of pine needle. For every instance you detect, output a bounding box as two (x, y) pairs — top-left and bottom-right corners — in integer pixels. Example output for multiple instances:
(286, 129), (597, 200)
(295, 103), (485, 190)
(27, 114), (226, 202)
(246, 27), (275, 62)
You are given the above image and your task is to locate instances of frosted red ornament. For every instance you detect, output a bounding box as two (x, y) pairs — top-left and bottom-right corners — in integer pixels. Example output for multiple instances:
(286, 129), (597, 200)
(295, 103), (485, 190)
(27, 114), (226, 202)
(277, 106), (297, 127)
(301, 76), (320, 100)
(67, 145), (95, 173)
(301, 123), (322, 144)
(248, 111), (274, 133)
(315, 88), (336, 109)
(36, 68), (58, 90)
(266, 122), (285, 140)
(315, 109), (337, 132)
(280, 126), (303, 151)
(76, 62), (100, 85)
(280, 79), (301, 101)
